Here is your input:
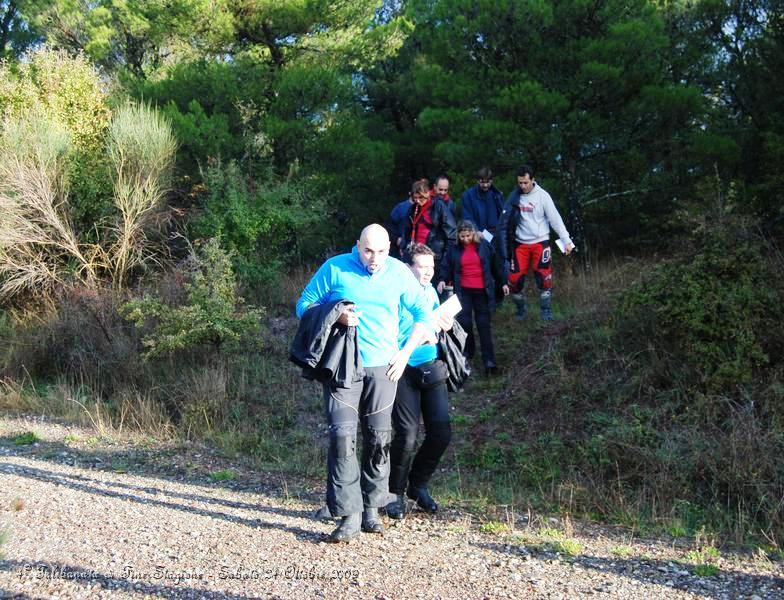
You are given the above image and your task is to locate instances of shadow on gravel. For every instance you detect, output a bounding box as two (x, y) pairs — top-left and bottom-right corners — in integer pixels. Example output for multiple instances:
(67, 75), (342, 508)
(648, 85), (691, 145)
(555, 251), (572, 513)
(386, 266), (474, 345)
(0, 461), (323, 541)
(0, 436), (318, 519)
(0, 587), (33, 599)
(1, 559), (255, 599)
(475, 541), (784, 598)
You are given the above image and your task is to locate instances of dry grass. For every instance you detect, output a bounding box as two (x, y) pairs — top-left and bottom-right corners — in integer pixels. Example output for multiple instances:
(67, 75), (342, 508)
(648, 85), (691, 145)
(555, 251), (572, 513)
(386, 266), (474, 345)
(0, 114), (101, 298)
(0, 103), (177, 302)
(0, 377), (174, 440)
(173, 365), (229, 438)
(107, 103), (177, 290)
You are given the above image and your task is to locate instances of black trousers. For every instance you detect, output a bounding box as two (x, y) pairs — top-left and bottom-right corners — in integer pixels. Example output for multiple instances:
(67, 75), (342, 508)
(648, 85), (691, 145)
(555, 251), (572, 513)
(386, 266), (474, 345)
(456, 287), (496, 367)
(323, 366), (398, 516)
(389, 361), (452, 494)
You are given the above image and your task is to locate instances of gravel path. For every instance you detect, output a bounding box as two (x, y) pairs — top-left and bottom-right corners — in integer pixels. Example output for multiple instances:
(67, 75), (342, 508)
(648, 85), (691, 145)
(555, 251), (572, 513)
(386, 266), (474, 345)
(0, 416), (782, 599)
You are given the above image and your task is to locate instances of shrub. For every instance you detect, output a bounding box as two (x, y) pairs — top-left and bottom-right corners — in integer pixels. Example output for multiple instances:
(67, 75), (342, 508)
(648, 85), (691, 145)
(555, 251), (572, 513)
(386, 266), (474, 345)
(107, 102), (177, 289)
(0, 50), (113, 230)
(615, 221), (784, 392)
(1, 287), (144, 398)
(0, 114), (100, 297)
(190, 160), (330, 294)
(0, 101), (176, 303)
(121, 239), (263, 358)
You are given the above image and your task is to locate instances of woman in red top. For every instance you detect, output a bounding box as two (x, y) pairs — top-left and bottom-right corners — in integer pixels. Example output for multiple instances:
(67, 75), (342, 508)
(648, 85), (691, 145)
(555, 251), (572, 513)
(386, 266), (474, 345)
(437, 220), (508, 375)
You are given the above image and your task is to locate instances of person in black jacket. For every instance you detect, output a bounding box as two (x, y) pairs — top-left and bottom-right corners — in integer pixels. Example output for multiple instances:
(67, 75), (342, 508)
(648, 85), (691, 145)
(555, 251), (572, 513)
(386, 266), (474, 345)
(403, 179), (457, 265)
(437, 220), (508, 375)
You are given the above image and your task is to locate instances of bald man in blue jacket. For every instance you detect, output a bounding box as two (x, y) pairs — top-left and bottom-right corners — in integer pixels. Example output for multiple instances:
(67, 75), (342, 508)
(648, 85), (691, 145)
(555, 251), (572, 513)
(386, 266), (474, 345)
(296, 224), (432, 542)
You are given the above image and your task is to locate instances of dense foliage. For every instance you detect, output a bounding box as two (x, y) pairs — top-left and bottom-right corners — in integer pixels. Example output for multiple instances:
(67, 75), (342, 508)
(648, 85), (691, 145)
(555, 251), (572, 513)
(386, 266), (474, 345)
(618, 220), (783, 391)
(121, 239), (263, 358)
(2, 0), (784, 543)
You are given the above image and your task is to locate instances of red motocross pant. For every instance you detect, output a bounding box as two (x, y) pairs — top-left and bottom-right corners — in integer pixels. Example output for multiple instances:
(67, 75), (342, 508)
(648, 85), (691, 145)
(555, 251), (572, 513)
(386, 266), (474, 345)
(508, 241), (553, 293)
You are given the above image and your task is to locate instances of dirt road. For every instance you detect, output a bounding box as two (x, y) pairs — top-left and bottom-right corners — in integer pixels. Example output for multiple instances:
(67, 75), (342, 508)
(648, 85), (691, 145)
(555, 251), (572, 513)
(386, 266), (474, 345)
(0, 416), (781, 599)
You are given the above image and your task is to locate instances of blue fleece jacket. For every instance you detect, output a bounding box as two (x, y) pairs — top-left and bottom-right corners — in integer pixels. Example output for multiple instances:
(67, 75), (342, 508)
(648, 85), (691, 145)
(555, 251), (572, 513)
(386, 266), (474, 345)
(398, 284), (439, 367)
(296, 247), (432, 368)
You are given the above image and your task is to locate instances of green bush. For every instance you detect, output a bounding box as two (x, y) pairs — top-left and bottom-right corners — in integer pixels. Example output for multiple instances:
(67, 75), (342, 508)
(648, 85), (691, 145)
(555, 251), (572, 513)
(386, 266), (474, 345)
(0, 50), (113, 231)
(615, 222), (784, 392)
(190, 160), (330, 294)
(121, 239), (263, 358)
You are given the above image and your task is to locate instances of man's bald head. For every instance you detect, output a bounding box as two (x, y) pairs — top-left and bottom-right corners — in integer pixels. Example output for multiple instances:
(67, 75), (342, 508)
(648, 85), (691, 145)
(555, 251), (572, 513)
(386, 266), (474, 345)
(357, 224), (391, 273)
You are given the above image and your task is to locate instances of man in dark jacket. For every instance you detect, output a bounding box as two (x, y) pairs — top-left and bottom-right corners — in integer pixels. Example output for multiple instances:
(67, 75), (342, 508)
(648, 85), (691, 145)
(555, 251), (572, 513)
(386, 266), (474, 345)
(460, 166), (505, 236)
(431, 174), (456, 217)
(387, 193), (413, 259)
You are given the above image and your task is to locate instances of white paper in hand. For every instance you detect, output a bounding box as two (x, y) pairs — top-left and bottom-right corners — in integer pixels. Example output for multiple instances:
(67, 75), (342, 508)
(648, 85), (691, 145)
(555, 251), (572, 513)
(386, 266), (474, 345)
(481, 229), (493, 243)
(434, 293), (462, 320)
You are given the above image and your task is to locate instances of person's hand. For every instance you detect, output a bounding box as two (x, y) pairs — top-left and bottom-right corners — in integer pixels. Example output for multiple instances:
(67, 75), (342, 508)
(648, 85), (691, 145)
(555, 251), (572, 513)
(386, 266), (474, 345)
(502, 284), (510, 296)
(565, 243), (575, 255)
(437, 281), (446, 294)
(386, 349), (412, 382)
(422, 329), (438, 345)
(436, 313), (453, 331)
(337, 307), (360, 327)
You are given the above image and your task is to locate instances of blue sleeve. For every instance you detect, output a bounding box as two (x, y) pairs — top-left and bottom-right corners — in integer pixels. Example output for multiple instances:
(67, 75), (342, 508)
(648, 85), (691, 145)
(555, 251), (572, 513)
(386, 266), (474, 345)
(461, 189), (476, 226)
(399, 269), (432, 326)
(295, 261), (334, 318)
(390, 200), (410, 225)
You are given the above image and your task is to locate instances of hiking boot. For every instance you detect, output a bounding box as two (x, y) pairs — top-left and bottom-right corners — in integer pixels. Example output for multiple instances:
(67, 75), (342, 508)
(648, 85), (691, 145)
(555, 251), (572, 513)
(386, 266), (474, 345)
(328, 513), (361, 543)
(513, 294), (527, 320)
(313, 505), (333, 521)
(386, 494), (407, 520)
(539, 290), (554, 321)
(361, 507), (384, 534)
(484, 361), (498, 376)
(407, 485), (439, 513)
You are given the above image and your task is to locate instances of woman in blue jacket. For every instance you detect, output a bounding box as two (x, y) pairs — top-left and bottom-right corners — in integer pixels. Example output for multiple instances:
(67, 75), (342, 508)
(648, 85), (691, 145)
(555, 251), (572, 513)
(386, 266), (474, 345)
(387, 242), (455, 519)
(437, 220), (508, 375)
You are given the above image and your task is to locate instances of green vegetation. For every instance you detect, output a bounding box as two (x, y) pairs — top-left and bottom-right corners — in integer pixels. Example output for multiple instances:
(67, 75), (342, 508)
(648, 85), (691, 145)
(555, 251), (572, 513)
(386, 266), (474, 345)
(479, 521), (508, 535)
(13, 432), (40, 445)
(555, 538), (583, 557)
(509, 526), (583, 556)
(687, 545), (722, 577)
(611, 545), (633, 559)
(209, 469), (236, 482)
(0, 0), (783, 551)
(121, 239), (263, 358)
(0, 527), (8, 559)
(693, 564), (721, 577)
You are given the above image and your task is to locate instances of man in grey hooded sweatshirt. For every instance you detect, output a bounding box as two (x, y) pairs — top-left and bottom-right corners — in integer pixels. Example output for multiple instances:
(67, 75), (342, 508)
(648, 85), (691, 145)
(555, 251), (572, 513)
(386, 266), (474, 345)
(497, 165), (574, 321)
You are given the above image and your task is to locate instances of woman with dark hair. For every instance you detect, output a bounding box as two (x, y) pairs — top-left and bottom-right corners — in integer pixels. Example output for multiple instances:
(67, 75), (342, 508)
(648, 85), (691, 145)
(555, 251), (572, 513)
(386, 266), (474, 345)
(437, 220), (508, 375)
(403, 179), (457, 265)
(387, 243), (454, 519)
